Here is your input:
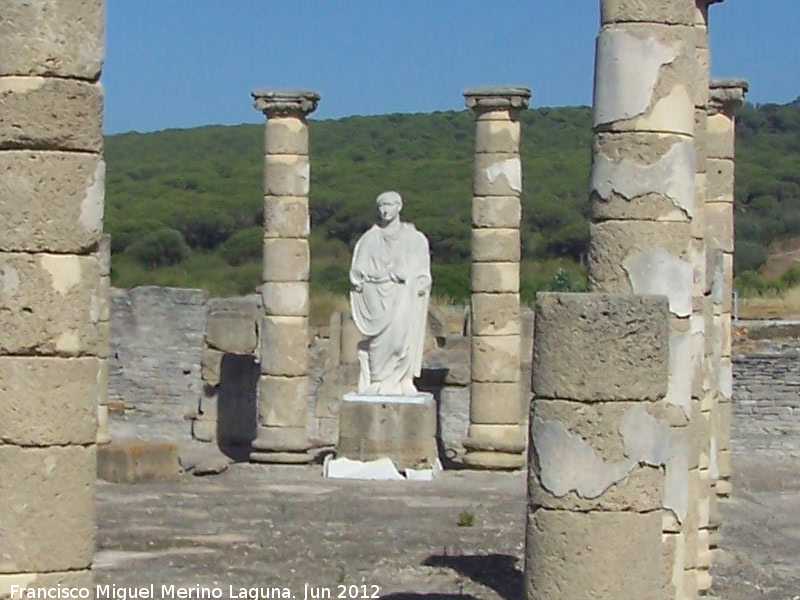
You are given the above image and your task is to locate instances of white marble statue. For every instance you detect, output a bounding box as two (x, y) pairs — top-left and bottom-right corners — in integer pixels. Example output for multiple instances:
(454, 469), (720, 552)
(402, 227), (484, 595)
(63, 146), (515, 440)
(349, 191), (432, 395)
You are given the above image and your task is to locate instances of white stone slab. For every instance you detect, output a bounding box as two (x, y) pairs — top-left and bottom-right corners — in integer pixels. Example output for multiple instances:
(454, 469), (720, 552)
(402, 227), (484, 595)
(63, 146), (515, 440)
(324, 456), (404, 480)
(342, 391), (433, 405)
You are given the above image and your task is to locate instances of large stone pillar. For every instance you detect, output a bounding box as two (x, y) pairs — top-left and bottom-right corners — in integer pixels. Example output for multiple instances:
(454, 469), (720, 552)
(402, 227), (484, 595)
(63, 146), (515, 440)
(527, 293), (673, 600)
(251, 90), (319, 464)
(691, 3), (715, 593)
(0, 1), (105, 595)
(588, 2), (697, 597)
(463, 87), (530, 470)
(706, 79), (747, 503)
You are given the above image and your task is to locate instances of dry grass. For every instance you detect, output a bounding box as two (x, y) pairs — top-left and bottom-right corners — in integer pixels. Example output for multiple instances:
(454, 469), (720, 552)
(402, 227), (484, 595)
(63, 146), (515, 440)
(739, 286), (800, 319)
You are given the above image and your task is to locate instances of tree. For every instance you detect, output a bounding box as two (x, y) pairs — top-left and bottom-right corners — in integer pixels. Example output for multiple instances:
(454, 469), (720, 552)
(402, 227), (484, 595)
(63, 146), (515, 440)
(127, 228), (189, 269)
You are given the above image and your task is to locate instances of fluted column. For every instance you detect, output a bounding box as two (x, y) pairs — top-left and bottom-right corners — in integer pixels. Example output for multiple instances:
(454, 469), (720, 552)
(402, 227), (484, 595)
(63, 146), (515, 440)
(588, 2), (698, 598)
(707, 79), (747, 503)
(463, 87), (530, 470)
(0, 1), (105, 595)
(251, 90), (319, 464)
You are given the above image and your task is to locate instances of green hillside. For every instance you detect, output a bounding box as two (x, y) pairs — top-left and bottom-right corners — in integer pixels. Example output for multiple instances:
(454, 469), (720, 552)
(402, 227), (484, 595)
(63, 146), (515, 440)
(105, 99), (800, 302)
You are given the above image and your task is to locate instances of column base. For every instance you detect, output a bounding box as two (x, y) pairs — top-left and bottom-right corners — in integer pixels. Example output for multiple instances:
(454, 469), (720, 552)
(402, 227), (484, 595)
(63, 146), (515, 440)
(250, 449), (314, 464)
(462, 423), (525, 470)
(462, 449), (524, 470)
(250, 425), (312, 464)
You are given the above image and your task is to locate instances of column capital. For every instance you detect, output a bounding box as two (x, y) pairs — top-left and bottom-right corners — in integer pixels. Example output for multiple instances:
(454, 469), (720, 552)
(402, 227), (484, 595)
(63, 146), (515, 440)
(464, 86), (531, 112)
(252, 89), (320, 118)
(708, 78), (749, 116)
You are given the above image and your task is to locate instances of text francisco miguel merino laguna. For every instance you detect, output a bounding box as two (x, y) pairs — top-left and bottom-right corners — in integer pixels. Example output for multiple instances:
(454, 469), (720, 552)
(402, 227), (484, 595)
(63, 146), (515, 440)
(10, 584), (298, 599)
(11, 584), (382, 599)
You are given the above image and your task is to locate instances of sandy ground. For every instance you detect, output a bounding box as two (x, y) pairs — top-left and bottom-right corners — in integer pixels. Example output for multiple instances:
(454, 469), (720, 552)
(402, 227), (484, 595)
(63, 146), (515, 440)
(93, 453), (800, 600)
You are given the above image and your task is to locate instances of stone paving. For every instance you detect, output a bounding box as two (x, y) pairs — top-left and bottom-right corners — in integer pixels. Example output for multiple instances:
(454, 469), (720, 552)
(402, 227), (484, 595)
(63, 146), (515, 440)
(94, 455), (800, 600)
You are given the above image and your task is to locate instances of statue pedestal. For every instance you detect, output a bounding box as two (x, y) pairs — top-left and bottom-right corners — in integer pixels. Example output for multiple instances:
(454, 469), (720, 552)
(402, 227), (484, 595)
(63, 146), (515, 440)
(335, 392), (438, 473)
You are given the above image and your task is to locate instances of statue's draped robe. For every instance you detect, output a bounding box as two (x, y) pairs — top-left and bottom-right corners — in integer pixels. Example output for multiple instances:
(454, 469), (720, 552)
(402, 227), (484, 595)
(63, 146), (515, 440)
(350, 222), (431, 395)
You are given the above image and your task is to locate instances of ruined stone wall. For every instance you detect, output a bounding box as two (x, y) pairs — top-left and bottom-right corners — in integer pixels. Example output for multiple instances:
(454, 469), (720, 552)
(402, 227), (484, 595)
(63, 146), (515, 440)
(104, 286), (800, 463)
(732, 341), (800, 458)
(108, 286), (207, 440)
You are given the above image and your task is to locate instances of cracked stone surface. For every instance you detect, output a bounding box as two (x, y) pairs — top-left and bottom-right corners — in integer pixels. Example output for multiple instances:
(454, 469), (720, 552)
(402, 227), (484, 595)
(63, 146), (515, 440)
(93, 455), (800, 600)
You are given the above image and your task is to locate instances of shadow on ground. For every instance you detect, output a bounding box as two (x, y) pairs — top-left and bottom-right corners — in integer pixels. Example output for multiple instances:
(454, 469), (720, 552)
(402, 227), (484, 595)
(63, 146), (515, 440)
(423, 554), (523, 600)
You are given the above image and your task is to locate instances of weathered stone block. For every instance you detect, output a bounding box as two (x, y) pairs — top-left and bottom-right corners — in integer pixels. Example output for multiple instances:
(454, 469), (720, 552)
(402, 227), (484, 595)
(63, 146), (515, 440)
(262, 238), (310, 282)
(471, 335), (520, 383)
(0, 77), (102, 151)
(473, 153), (522, 196)
(533, 293), (668, 400)
(472, 196), (521, 228)
(525, 509), (669, 600)
(471, 293), (520, 336)
(263, 195), (310, 238)
(258, 375), (308, 427)
(251, 425), (309, 452)
(594, 24), (694, 131)
(706, 113), (734, 159)
(464, 423), (525, 453)
(337, 394), (437, 470)
(0, 151), (103, 252)
(530, 400), (672, 511)
(474, 119), (521, 154)
(0, 0), (103, 79)
(472, 262), (519, 293)
(600, 1), (694, 26)
(470, 381), (523, 424)
(97, 441), (180, 484)
(706, 158), (734, 202)
(462, 449), (524, 469)
(0, 446), (94, 572)
(438, 386), (470, 454)
(722, 253), (733, 314)
(589, 220), (692, 317)
(201, 348), (224, 386)
(0, 357), (98, 445)
(471, 229), (520, 263)
(591, 133), (695, 222)
(694, 47), (711, 108)
(206, 313), (257, 354)
(0, 253), (104, 356)
(261, 281), (309, 317)
(260, 316), (309, 376)
(264, 155), (310, 197)
(265, 116), (308, 155)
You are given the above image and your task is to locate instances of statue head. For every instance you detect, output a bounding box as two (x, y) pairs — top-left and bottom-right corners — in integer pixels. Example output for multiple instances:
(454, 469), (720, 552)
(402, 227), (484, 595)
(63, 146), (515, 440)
(376, 191), (403, 225)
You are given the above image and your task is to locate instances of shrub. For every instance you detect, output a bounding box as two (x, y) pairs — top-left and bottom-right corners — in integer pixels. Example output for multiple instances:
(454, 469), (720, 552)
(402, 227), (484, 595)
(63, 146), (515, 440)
(734, 240), (768, 274)
(219, 227), (262, 266)
(126, 227), (189, 269)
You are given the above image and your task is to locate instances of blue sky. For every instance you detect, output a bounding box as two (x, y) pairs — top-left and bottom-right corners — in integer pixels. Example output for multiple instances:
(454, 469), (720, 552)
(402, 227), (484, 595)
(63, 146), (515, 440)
(104, 1), (799, 134)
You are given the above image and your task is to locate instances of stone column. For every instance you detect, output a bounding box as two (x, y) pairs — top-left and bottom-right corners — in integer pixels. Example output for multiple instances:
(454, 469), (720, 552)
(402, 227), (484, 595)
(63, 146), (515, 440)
(527, 293), (673, 600)
(691, 3), (717, 593)
(588, 2), (697, 597)
(251, 90), (319, 464)
(462, 87), (530, 470)
(97, 234), (112, 445)
(0, 1), (105, 595)
(707, 79), (747, 502)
